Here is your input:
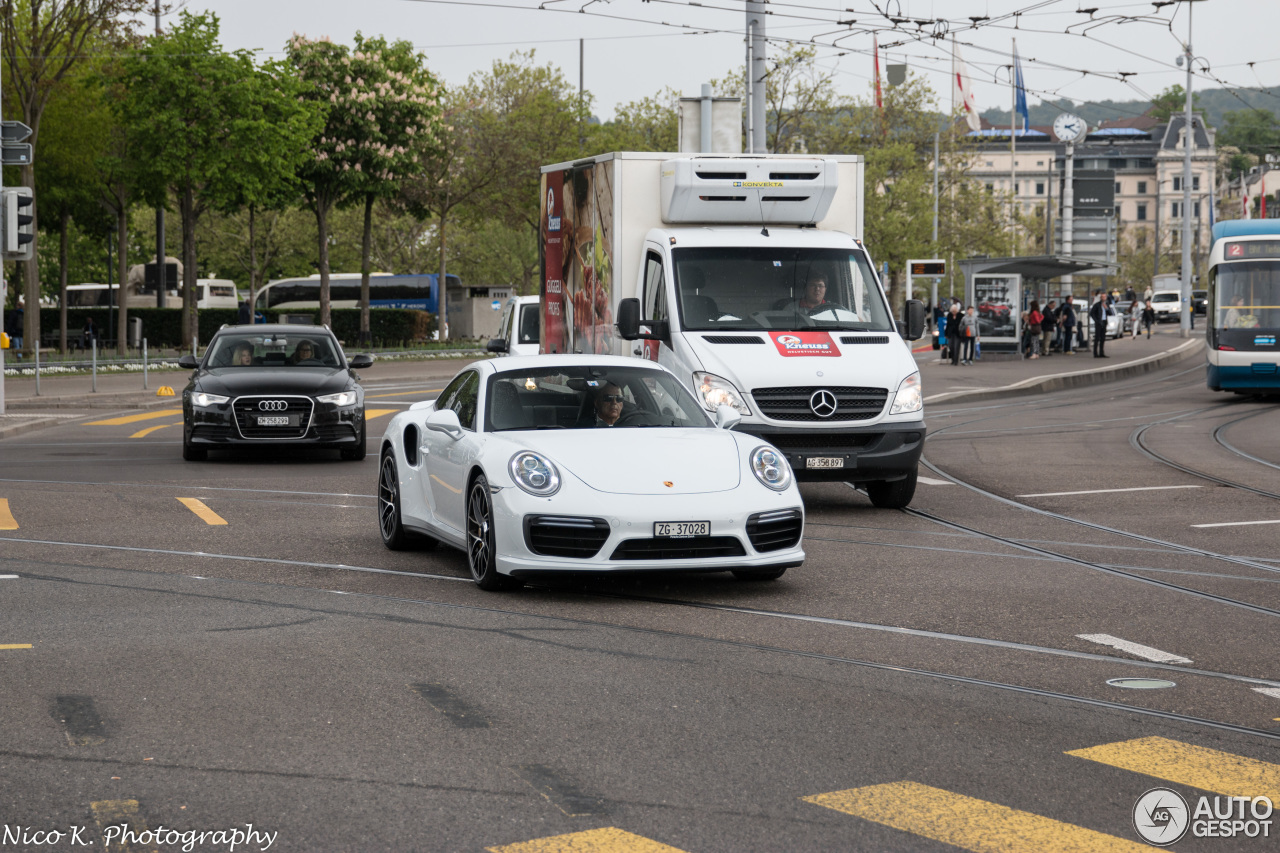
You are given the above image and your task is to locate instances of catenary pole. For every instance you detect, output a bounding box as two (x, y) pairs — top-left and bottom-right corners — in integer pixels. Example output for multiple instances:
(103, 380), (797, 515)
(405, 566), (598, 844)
(1179, 1), (1196, 338)
(745, 1), (766, 154)
(155, 0), (166, 311)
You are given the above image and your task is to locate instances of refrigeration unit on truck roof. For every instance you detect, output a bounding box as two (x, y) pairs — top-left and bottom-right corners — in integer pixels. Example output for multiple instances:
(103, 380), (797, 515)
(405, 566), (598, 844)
(660, 156), (840, 225)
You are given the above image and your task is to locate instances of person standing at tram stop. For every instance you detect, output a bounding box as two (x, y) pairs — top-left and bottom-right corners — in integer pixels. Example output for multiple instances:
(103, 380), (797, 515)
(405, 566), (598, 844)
(1089, 290), (1113, 358)
(947, 301), (964, 366)
(1041, 300), (1059, 356)
(1058, 296), (1078, 354)
(1142, 299), (1157, 338)
(958, 305), (980, 365)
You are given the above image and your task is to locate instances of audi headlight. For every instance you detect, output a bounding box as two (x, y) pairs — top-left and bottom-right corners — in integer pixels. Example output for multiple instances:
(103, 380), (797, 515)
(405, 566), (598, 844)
(191, 392), (229, 408)
(509, 451), (561, 496)
(890, 371), (922, 415)
(693, 372), (751, 415)
(318, 391), (358, 407)
(750, 445), (792, 491)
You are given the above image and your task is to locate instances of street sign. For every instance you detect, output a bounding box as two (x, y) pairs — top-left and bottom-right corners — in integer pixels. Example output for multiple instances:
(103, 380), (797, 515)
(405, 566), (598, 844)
(1, 143), (32, 166)
(1, 121), (32, 142)
(908, 259), (946, 276)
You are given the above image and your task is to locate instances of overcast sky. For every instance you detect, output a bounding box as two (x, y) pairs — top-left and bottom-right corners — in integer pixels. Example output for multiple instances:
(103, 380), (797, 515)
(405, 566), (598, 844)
(187, 0), (1278, 123)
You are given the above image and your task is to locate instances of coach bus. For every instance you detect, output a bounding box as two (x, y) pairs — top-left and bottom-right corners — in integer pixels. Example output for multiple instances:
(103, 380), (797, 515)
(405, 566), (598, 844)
(64, 279), (238, 309)
(1206, 220), (1280, 395)
(252, 273), (455, 313)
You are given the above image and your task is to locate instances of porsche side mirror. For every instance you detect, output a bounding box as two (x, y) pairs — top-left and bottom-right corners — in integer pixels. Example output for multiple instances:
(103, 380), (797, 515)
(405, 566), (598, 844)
(349, 353), (374, 369)
(178, 355), (199, 369)
(486, 337), (509, 354)
(425, 408), (463, 440)
(714, 404), (741, 430)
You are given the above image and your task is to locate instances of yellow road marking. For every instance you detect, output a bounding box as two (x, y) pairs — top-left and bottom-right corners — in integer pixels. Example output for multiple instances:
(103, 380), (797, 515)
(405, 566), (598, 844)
(130, 421), (184, 439)
(367, 388), (443, 398)
(1067, 737), (1280, 801)
(365, 408), (398, 420)
(429, 474), (463, 494)
(91, 798), (157, 853)
(803, 781), (1147, 852)
(487, 827), (689, 853)
(177, 498), (227, 526)
(0, 644), (32, 650)
(0, 498), (16, 530)
(87, 408), (183, 426)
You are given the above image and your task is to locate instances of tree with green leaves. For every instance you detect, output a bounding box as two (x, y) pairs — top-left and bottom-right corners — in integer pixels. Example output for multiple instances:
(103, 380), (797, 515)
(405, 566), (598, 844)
(121, 11), (286, 348)
(2, 0), (147, 353)
(1217, 109), (1280, 179)
(1149, 85), (1201, 122)
(590, 88), (679, 153)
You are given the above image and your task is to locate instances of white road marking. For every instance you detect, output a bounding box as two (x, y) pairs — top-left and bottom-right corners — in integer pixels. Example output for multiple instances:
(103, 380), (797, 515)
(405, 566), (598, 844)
(0, 574), (17, 579)
(917, 476), (953, 486)
(1076, 634), (1192, 664)
(1192, 519), (1280, 529)
(1018, 485), (1203, 498)
(1253, 687), (1280, 700)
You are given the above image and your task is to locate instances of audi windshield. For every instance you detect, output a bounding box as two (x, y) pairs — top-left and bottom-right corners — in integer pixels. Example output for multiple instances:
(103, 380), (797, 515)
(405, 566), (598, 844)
(204, 334), (344, 368)
(673, 247), (894, 332)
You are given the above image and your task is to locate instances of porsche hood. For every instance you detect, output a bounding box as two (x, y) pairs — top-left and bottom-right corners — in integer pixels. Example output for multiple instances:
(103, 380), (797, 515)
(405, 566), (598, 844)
(515, 428), (743, 495)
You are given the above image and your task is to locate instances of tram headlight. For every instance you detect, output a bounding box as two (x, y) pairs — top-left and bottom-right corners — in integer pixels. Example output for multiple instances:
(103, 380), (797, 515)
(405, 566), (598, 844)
(890, 372), (922, 415)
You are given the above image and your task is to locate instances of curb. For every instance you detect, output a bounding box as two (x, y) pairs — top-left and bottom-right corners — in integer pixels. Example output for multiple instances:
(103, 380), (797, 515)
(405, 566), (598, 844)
(2, 391), (177, 411)
(0, 415), (76, 441)
(924, 338), (1205, 405)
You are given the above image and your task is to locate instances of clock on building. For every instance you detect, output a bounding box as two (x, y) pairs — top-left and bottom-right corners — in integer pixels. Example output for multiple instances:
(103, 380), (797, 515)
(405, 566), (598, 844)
(1053, 113), (1086, 143)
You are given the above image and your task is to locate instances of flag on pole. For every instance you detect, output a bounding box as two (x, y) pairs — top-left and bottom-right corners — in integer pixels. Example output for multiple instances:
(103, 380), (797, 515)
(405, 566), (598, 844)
(952, 41), (980, 132)
(1012, 40), (1029, 132)
(874, 35), (883, 109)
(1243, 174), (1252, 219)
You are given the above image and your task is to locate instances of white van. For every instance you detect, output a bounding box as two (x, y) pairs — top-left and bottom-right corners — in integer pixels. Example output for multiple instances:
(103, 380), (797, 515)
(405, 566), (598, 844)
(486, 295), (541, 357)
(197, 279), (239, 309)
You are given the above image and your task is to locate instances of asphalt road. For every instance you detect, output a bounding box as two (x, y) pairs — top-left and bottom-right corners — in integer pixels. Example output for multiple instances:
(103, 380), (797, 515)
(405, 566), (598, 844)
(2, 357), (1279, 852)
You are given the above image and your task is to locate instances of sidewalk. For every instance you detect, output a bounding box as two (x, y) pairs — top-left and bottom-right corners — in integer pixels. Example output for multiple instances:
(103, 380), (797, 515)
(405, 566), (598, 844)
(917, 325), (1205, 405)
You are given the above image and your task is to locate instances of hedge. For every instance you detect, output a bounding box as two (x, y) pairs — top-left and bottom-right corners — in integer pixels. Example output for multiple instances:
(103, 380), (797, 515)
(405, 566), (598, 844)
(38, 307), (436, 349)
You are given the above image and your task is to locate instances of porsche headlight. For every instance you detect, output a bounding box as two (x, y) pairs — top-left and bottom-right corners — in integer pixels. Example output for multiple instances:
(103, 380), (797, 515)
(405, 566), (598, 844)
(693, 372), (751, 415)
(750, 445), (792, 491)
(191, 392), (229, 408)
(889, 371), (922, 415)
(318, 391), (358, 407)
(509, 451), (561, 496)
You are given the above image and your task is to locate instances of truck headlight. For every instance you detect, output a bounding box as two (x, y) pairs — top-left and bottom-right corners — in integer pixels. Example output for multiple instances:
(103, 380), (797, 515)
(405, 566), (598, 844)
(509, 451), (561, 496)
(889, 372), (922, 415)
(318, 391), (358, 407)
(750, 446), (792, 491)
(191, 392), (229, 408)
(693, 372), (751, 415)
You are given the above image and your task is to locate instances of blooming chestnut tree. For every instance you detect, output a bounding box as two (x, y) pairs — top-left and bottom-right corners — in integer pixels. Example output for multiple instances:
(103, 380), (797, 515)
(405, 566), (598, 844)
(287, 32), (443, 329)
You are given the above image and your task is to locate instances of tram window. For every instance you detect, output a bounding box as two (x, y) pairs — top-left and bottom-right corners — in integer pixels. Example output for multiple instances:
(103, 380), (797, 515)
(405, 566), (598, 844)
(1214, 261), (1280, 330)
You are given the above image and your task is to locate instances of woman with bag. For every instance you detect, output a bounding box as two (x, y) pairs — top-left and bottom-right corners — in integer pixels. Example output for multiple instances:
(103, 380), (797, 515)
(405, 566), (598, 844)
(1025, 300), (1043, 359)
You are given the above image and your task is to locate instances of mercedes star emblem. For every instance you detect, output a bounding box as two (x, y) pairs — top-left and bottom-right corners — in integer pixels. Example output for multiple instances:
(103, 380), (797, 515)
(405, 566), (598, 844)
(809, 389), (837, 418)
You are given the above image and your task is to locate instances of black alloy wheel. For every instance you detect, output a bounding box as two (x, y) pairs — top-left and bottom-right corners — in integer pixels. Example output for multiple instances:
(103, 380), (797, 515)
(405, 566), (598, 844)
(466, 474), (521, 590)
(379, 453), (411, 550)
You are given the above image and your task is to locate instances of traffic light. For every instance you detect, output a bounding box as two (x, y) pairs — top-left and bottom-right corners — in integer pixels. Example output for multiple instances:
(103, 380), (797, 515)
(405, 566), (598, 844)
(2, 186), (34, 261)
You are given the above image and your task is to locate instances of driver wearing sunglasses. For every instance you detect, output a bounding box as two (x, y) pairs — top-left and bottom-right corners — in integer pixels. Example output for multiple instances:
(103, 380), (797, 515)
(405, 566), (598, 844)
(593, 383), (626, 427)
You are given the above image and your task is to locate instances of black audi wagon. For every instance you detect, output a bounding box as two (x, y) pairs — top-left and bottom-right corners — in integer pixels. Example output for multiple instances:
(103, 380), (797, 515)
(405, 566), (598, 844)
(180, 324), (373, 461)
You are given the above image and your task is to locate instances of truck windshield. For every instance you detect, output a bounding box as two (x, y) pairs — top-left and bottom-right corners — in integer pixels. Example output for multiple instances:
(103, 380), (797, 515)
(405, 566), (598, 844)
(672, 247), (893, 332)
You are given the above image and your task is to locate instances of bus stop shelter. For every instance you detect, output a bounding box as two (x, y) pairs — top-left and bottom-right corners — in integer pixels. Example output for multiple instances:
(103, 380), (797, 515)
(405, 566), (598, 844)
(957, 255), (1120, 350)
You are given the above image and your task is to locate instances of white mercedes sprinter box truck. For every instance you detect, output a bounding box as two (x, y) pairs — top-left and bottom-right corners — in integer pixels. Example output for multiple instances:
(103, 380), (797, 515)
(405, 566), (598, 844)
(539, 152), (926, 507)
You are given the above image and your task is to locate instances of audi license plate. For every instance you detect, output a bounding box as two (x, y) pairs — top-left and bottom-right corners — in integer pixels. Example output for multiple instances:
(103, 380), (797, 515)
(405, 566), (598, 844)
(654, 521), (710, 538)
(805, 457), (844, 469)
(256, 415), (296, 427)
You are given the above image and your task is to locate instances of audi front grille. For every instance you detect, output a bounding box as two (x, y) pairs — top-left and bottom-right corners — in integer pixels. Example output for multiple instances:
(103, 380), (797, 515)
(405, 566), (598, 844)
(232, 396), (315, 439)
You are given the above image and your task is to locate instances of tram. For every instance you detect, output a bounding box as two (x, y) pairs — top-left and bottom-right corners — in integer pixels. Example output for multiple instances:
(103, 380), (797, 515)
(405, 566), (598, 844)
(1205, 220), (1280, 394)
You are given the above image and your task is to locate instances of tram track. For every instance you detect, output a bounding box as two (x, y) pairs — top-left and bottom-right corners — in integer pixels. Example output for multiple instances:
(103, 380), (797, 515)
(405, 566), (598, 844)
(1131, 404), (1280, 500)
(1213, 408), (1280, 472)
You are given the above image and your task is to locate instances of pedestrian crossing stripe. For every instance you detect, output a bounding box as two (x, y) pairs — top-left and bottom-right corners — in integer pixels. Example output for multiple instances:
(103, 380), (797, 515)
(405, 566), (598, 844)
(1067, 736), (1280, 802)
(487, 827), (688, 853)
(803, 781), (1148, 852)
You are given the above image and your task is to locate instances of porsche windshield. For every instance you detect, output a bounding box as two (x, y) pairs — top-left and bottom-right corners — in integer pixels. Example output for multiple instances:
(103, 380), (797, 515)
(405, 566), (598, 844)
(486, 366), (713, 431)
(673, 247), (893, 332)
(205, 334), (342, 368)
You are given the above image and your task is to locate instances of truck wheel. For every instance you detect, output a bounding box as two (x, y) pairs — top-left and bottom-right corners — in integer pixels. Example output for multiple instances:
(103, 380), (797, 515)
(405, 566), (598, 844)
(866, 470), (917, 509)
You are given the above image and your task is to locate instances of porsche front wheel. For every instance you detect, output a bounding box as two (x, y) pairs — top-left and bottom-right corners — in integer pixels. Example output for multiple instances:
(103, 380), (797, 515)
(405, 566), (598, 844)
(467, 475), (521, 591)
(379, 453), (411, 550)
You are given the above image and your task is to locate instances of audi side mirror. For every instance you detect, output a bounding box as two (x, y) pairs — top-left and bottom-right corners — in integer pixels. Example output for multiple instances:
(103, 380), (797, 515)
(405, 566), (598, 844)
(349, 353), (374, 369)
(178, 355), (199, 369)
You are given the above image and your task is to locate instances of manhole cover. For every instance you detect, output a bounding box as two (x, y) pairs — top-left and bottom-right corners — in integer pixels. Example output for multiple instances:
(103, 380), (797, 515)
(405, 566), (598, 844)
(1107, 678), (1177, 690)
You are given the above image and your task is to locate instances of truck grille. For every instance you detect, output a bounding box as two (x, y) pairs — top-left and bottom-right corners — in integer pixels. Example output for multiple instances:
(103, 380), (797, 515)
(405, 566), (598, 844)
(524, 515), (611, 558)
(232, 396), (314, 439)
(746, 509), (803, 552)
(751, 386), (887, 422)
(609, 536), (746, 561)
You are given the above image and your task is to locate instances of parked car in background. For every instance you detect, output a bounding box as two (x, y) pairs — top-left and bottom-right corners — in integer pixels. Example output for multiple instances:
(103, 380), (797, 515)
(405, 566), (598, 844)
(1192, 289), (1208, 316)
(1151, 290), (1182, 322)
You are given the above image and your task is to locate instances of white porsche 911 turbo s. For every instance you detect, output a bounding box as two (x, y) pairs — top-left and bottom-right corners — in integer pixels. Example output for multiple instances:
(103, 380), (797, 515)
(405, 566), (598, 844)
(377, 354), (805, 590)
